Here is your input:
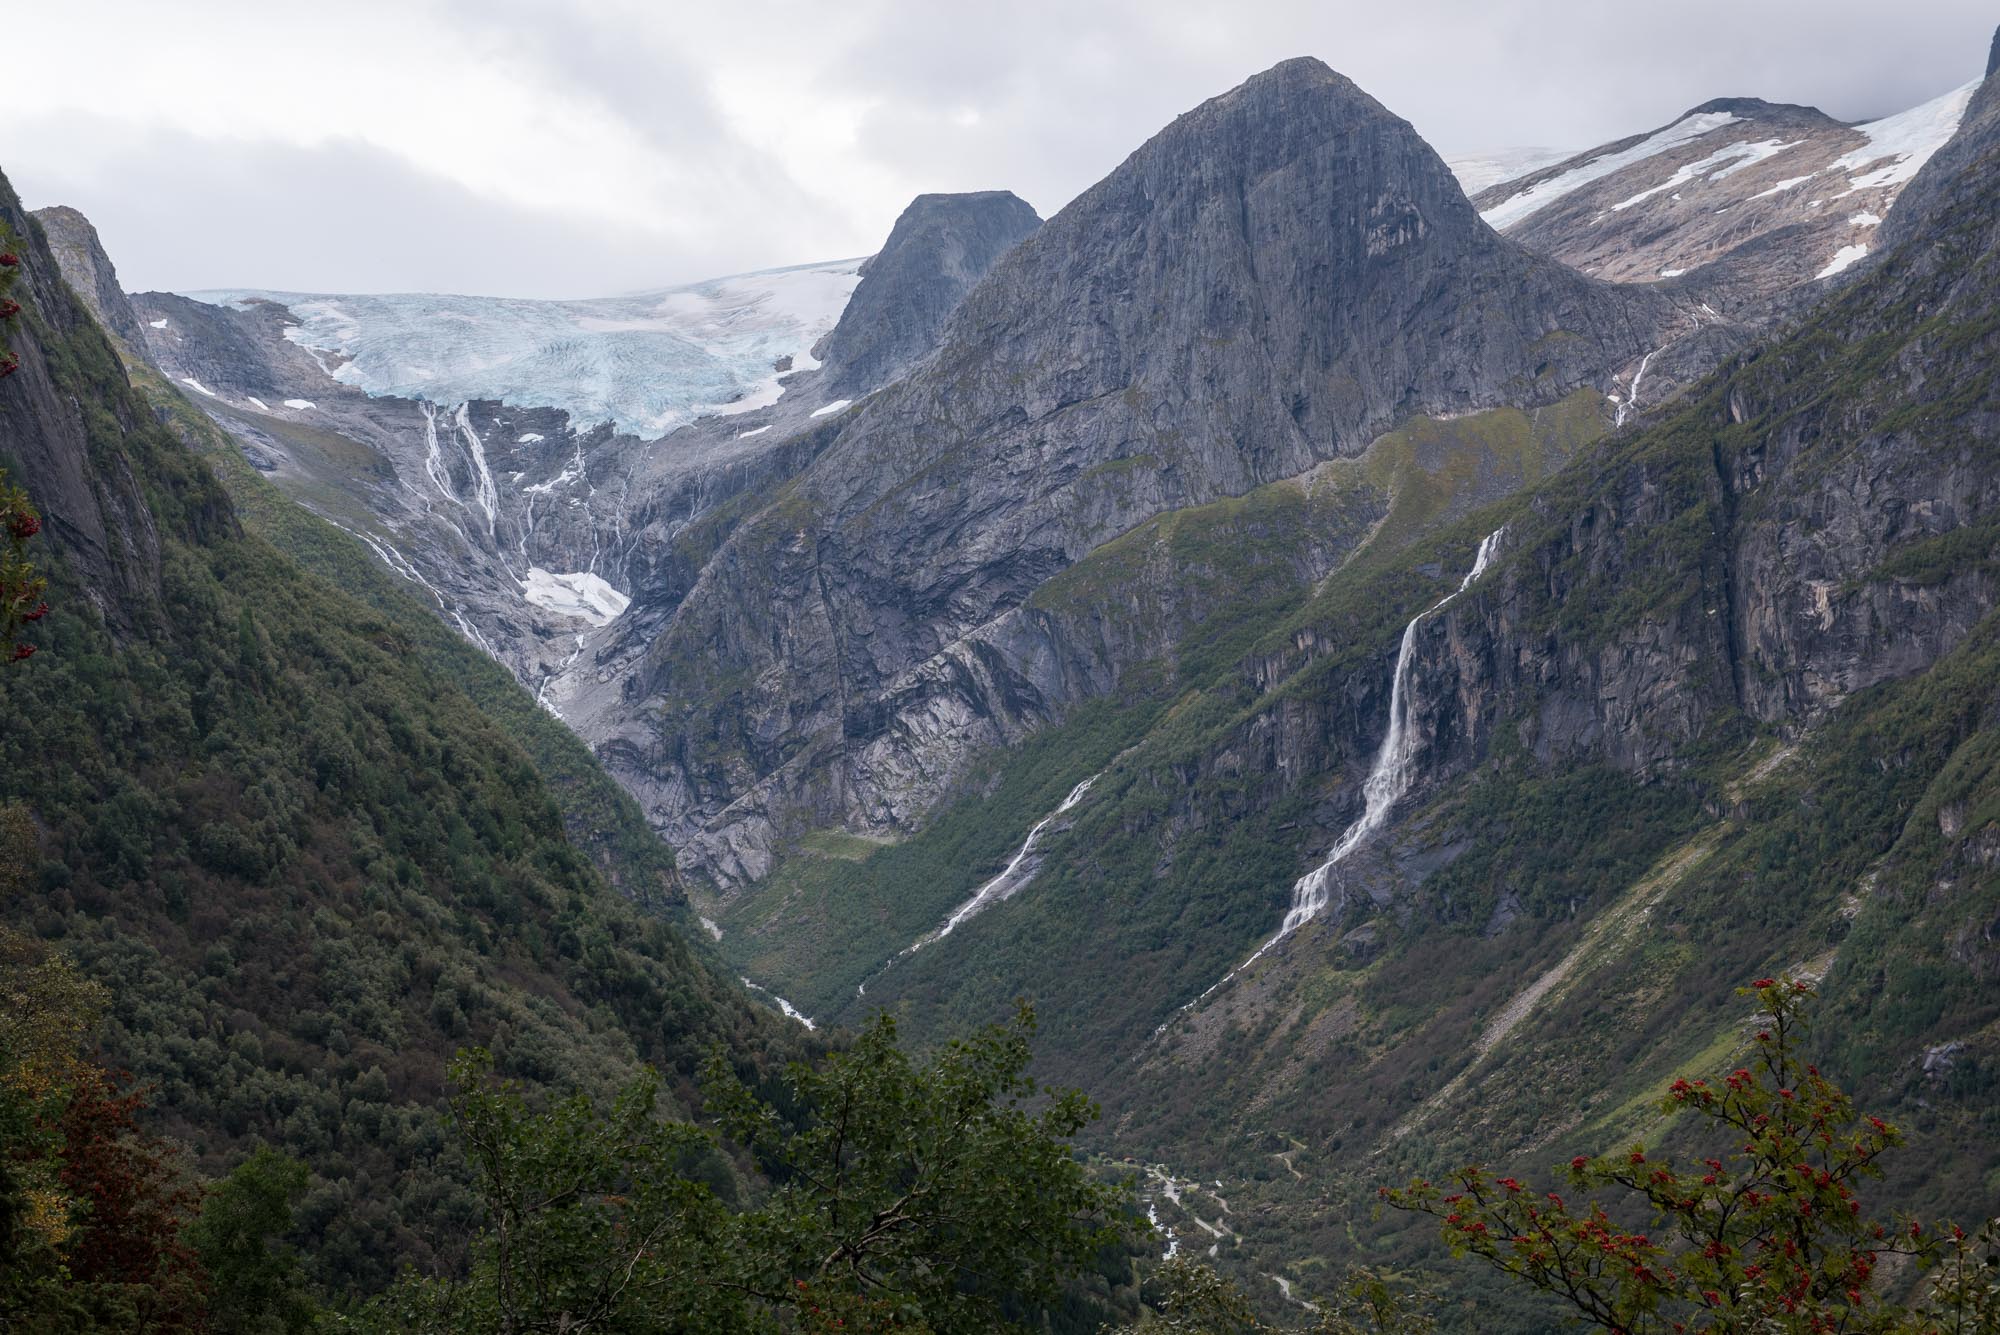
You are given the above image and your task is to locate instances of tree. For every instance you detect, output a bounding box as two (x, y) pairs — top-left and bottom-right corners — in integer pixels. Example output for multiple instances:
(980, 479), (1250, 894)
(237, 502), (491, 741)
(705, 1003), (1131, 1331)
(0, 467), (47, 663)
(188, 1146), (317, 1334)
(358, 1004), (1133, 1333)
(1123, 1255), (1438, 1333)
(0, 231), (21, 381)
(1382, 977), (2000, 1333)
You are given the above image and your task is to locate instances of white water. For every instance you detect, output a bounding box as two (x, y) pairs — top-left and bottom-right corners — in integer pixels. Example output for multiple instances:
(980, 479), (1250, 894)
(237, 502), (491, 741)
(930, 776), (1097, 944)
(855, 775), (1099, 998)
(1167, 531), (1504, 1023)
(740, 976), (816, 1030)
(453, 404), (500, 537)
(1614, 349), (1658, 428)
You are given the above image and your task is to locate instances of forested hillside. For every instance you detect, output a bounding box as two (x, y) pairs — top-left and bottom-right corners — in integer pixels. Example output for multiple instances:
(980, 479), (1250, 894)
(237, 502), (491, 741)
(0, 168), (801, 1297)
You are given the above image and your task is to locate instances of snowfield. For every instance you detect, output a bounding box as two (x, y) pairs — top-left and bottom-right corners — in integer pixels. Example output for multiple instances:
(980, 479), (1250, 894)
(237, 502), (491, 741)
(1832, 80), (1979, 193)
(519, 568), (631, 626)
(187, 258), (866, 440)
(1478, 111), (1742, 229)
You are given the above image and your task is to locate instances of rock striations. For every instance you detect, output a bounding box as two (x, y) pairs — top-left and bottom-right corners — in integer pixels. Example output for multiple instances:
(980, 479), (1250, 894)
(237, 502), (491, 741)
(815, 190), (1042, 396)
(31, 205), (148, 348)
(600, 56), (1682, 886)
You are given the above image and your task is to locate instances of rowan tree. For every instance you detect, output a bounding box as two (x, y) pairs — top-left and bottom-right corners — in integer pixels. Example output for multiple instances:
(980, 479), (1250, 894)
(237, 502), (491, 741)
(1382, 978), (2000, 1333)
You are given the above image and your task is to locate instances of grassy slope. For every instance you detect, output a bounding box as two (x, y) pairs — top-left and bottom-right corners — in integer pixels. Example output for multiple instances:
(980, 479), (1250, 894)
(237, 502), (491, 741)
(717, 393), (1610, 1023)
(131, 359), (686, 912)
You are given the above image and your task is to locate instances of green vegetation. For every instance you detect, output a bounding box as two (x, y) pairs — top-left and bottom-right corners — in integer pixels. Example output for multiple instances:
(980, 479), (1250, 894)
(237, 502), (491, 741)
(132, 359), (682, 909)
(356, 1005), (1133, 1333)
(1386, 980), (2000, 1333)
(0, 185), (796, 1301)
(706, 140), (2000, 1326)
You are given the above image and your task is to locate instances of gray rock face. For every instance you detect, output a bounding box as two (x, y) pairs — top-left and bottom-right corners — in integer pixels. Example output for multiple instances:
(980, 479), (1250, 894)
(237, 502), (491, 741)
(816, 191), (1041, 395)
(0, 178), (221, 628)
(608, 56), (1685, 886)
(1989, 23), (1999, 79)
(1385, 104), (2000, 815)
(1879, 48), (1999, 251)
(31, 205), (148, 349)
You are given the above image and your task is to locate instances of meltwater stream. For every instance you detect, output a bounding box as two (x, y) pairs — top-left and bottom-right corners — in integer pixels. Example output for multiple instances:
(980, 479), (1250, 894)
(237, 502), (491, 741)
(1166, 530), (1505, 1023)
(858, 775), (1099, 996)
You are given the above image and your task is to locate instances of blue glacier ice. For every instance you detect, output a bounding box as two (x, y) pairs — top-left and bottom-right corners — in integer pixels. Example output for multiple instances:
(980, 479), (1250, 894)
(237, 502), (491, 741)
(187, 258), (866, 439)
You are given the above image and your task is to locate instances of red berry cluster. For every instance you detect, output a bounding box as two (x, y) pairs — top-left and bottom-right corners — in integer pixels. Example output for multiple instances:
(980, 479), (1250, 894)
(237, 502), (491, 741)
(0, 242), (18, 379)
(1380, 976), (1984, 1331)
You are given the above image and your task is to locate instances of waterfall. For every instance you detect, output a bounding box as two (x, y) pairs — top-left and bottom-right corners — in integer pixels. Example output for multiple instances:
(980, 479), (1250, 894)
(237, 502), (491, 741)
(1166, 529), (1504, 1022)
(1614, 349), (1658, 428)
(740, 976), (816, 1029)
(930, 775), (1097, 943)
(858, 774), (1099, 996)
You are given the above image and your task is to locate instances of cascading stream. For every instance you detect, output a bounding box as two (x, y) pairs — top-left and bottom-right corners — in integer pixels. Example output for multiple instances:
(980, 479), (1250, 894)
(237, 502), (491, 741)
(857, 775), (1099, 996)
(1166, 529), (1505, 1023)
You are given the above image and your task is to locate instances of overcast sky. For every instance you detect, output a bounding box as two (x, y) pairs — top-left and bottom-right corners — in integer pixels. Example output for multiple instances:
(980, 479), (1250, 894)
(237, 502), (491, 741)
(7, 1), (1993, 299)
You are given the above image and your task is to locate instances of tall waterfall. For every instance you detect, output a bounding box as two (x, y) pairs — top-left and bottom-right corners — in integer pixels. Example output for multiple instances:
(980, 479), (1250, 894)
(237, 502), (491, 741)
(1169, 529), (1505, 1020)
(858, 775), (1099, 996)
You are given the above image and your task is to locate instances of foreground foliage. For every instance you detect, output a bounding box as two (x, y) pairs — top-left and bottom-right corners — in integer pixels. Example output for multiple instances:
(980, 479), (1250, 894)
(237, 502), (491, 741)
(358, 1005), (1133, 1333)
(1384, 980), (2000, 1333)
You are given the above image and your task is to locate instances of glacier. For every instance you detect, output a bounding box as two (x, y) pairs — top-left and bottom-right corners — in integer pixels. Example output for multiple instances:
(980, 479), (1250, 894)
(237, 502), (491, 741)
(186, 258), (866, 440)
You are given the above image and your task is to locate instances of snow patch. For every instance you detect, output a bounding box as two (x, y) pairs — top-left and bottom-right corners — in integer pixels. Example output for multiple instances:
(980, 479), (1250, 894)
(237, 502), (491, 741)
(809, 398), (852, 418)
(1659, 267), (1687, 278)
(246, 397), (271, 412)
(1610, 138), (1800, 212)
(519, 568), (630, 626)
(149, 318), (168, 329)
(1833, 80), (1978, 193)
(736, 424), (772, 439)
(1849, 211), (1883, 227)
(516, 431), (544, 443)
(1444, 145), (1578, 194)
(1480, 111), (1742, 230)
(283, 398), (316, 410)
(180, 376), (217, 398)
(1816, 245), (1870, 280)
(1752, 174), (1816, 199)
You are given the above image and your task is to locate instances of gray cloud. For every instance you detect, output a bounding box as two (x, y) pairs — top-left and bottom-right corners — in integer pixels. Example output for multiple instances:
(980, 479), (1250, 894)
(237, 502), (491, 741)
(6, 1), (1993, 299)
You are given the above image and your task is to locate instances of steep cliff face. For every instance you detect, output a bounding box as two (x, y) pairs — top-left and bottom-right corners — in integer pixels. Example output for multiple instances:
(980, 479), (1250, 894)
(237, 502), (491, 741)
(31, 204), (148, 348)
(0, 183), (231, 628)
(685, 72), (2000, 1279)
(816, 191), (1042, 395)
(611, 56), (1684, 886)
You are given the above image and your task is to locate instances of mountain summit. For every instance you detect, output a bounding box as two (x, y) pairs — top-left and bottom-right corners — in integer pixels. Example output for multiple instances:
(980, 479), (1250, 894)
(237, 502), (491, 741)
(600, 56), (1677, 885)
(816, 190), (1041, 395)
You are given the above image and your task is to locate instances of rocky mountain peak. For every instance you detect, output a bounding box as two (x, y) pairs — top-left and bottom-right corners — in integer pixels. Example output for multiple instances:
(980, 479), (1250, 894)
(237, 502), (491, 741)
(31, 204), (147, 348)
(612, 58), (1673, 885)
(1988, 22), (1999, 78)
(816, 189), (1040, 395)
(1474, 77), (1979, 317)
(1681, 95), (1834, 121)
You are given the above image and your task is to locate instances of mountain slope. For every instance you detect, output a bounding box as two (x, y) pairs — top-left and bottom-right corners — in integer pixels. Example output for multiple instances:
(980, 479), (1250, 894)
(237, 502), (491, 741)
(1471, 81), (1979, 317)
(815, 190), (1042, 395)
(703, 36), (2000, 1307)
(0, 166), (799, 1295)
(606, 56), (1693, 887)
